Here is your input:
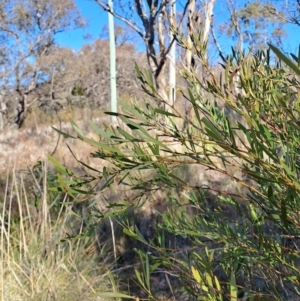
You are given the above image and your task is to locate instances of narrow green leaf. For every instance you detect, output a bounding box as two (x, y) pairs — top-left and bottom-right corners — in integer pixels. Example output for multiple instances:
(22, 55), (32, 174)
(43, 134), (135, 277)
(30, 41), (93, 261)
(267, 185), (273, 201)
(205, 272), (214, 289)
(230, 271), (238, 300)
(246, 170), (280, 183)
(281, 162), (295, 178)
(188, 89), (201, 124)
(135, 269), (146, 290)
(291, 53), (299, 64)
(119, 100), (148, 122)
(104, 112), (119, 117)
(57, 174), (66, 189)
(154, 108), (178, 117)
(70, 119), (85, 139)
(144, 68), (154, 88)
(269, 44), (300, 75)
(202, 117), (223, 142)
(78, 160), (100, 173)
(48, 156), (71, 176)
(84, 137), (122, 155)
(168, 173), (186, 184)
(145, 253), (150, 290)
(118, 171), (130, 185)
(99, 174), (116, 191)
(290, 45), (300, 67)
(68, 188), (93, 195)
(123, 228), (138, 238)
(118, 127), (142, 142)
(134, 225), (147, 243)
(52, 127), (77, 139)
(119, 115), (148, 133)
(147, 143), (160, 157)
(56, 174), (75, 198)
(90, 122), (114, 139)
(135, 62), (142, 78)
(150, 261), (162, 273)
(191, 266), (201, 284)
(133, 130), (171, 151)
(214, 276), (222, 301)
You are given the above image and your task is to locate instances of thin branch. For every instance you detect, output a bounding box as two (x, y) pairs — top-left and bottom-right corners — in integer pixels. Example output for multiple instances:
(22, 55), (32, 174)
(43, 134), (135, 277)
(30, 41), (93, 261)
(95, 0), (144, 38)
(155, 0), (190, 77)
(210, 22), (223, 57)
(135, 0), (150, 32)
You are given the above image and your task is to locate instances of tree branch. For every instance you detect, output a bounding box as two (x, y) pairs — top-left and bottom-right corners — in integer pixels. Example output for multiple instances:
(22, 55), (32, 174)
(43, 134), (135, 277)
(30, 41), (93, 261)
(95, 0), (145, 38)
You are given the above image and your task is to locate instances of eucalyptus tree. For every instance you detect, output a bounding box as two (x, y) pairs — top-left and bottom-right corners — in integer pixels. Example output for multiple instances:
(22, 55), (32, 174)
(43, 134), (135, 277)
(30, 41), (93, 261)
(0, 0), (84, 129)
(95, 0), (218, 109)
(94, 0), (182, 106)
(217, 0), (300, 52)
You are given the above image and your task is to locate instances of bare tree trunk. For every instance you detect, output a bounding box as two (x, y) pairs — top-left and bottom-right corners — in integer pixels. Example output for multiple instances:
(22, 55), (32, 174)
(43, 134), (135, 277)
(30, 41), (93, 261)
(15, 91), (26, 127)
(186, 0), (196, 71)
(186, 0), (215, 69)
(0, 92), (6, 132)
(202, 0), (216, 47)
(156, 2), (168, 106)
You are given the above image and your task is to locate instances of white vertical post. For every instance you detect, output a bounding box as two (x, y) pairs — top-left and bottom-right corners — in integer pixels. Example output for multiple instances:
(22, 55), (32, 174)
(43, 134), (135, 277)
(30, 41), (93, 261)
(108, 0), (117, 122)
(169, 0), (176, 106)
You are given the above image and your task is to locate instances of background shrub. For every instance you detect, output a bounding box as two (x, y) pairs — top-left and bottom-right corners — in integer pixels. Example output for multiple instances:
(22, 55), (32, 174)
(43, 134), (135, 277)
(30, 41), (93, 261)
(52, 44), (300, 301)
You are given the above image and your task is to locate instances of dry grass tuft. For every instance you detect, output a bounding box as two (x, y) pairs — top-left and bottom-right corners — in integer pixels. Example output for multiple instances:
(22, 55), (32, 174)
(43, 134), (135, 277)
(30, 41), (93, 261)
(0, 162), (111, 301)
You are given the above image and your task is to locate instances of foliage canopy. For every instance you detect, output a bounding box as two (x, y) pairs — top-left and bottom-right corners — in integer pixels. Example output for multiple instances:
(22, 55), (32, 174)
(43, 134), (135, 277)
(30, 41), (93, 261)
(52, 40), (300, 300)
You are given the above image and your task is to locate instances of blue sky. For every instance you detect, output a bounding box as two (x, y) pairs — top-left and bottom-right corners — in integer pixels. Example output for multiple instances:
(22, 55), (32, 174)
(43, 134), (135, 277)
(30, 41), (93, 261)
(56, 0), (105, 50)
(55, 0), (300, 55)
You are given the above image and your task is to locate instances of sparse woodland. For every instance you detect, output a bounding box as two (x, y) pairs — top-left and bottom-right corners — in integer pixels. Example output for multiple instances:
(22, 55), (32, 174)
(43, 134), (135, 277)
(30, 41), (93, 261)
(1, 0), (300, 301)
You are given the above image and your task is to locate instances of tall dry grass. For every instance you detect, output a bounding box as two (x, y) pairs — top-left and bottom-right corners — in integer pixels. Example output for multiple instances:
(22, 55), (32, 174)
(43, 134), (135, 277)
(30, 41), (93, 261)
(0, 106), (111, 172)
(0, 161), (111, 301)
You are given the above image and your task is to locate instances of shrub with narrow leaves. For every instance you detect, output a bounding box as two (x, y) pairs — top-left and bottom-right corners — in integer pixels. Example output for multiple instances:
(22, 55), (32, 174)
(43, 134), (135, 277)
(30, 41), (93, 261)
(52, 44), (300, 301)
